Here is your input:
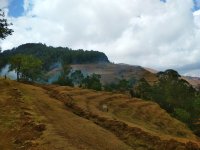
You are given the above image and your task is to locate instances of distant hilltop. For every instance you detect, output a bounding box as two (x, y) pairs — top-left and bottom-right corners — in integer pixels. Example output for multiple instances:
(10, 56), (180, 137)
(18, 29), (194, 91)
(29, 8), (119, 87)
(0, 43), (110, 70)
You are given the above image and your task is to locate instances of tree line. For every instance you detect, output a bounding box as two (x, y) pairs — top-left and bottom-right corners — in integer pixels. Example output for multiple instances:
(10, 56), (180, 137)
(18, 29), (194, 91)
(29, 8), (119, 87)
(0, 43), (109, 71)
(132, 69), (200, 135)
(53, 64), (102, 91)
(8, 54), (103, 91)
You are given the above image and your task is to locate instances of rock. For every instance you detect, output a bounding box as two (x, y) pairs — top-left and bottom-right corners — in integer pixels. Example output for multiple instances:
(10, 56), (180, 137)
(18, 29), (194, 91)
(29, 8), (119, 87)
(34, 124), (46, 132)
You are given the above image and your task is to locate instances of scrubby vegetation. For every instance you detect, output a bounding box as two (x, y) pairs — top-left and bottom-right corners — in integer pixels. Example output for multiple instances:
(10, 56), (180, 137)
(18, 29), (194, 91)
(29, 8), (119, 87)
(82, 73), (102, 91)
(104, 78), (136, 92)
(53, 64), (102, 91)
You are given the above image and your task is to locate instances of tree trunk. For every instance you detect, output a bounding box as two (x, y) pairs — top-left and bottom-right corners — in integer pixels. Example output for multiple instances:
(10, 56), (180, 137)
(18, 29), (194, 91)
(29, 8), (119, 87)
(17, 71), (19, 81)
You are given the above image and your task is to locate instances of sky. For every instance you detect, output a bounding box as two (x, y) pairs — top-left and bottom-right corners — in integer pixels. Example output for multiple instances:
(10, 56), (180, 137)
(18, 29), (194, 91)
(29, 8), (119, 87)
(1, 0), (200, 77)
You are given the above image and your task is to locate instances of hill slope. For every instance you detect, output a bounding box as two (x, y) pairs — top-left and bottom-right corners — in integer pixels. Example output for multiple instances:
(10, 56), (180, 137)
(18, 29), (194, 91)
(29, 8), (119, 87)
(71, 63), (158, 85)
(0, 43), (109, 70)
(0, 79), (200, 149)
(47, 63), (158, 85)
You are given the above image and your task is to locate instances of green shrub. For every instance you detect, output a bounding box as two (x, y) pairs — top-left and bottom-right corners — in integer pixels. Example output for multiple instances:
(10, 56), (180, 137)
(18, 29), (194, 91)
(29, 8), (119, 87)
(174, 108), (191, 123)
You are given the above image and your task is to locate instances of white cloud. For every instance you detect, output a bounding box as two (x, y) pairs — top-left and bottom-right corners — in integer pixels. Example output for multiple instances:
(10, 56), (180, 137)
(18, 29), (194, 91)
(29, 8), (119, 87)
(0, 0), (9, 9)
(24, 0), (34, 12)
(1, 0), (200, 76)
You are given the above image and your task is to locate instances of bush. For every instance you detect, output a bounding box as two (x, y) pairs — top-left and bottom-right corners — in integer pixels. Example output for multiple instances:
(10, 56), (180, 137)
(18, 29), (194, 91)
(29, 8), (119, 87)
(174, 108), (191, 123)
(82, 74), (102, 91)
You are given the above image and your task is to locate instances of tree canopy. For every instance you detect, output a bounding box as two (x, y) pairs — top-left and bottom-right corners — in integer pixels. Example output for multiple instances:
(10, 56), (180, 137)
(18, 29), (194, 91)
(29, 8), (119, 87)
(0, 9), (13, 40)
(9, 54), (43, 81)
(82, 73), (102, 91)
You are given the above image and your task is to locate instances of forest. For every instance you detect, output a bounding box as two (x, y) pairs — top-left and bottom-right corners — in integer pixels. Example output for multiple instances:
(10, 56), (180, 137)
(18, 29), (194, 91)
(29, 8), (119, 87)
(0, 43), (109, 71)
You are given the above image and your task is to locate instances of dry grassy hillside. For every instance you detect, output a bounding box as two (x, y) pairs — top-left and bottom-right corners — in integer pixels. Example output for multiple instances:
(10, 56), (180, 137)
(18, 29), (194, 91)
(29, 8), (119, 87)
(71, 63), (158, 85)
(0, 78), (200, 150)
(182, 76), (200, 89)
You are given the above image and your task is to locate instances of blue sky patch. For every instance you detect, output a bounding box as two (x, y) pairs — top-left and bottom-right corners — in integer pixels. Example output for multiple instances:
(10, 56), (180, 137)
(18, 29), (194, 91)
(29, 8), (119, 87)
(193, 0), (200, 11)
(6, 0), (200, 18)
(8, 0), (24, 17)
(160, 0), (200, 11)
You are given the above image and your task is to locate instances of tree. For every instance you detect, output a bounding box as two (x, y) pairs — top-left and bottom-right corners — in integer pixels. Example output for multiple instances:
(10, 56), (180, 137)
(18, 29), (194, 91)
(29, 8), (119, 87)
(174, 108), (191, 123)
(134, 78), (152, 99)
(70, 70), (84, 87)
(20, 55), (43, 81)
(104, 77), (136, 92)
(82, 73), (102, 91)
(0, 9), (13, 39)
(9, 54), (43, 81)
(118, 79), (132, 92)
(53, 64), (73, 86)
(104, 82), (118, 92)
(9, 54), (24, 81)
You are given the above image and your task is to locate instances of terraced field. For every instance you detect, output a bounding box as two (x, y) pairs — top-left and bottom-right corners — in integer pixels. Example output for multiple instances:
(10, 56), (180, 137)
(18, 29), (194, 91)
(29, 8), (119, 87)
(44, 85), (200, 149)
(0, 78), (200, 149)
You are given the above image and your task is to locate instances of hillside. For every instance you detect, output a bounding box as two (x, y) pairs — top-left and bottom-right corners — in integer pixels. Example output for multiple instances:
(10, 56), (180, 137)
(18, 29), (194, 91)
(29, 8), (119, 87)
(0, 43), (159, 86)
(0, 78), (200, 150)
(182, 76), (200, 90)
(71, 63), (158, 85)
(47, 63), (158, 85)
(0, 43), (109, 70)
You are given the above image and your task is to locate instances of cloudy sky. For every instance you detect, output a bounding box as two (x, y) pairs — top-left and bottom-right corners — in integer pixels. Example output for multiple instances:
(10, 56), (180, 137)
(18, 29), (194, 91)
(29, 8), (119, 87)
(1, 0), (200, 76)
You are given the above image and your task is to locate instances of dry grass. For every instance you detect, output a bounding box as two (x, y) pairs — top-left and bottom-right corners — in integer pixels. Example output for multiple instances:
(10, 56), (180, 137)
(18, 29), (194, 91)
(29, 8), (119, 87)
(0, 79), (200, 149)
(50, 85), (200, 149)
(0, 79), (131, 150)
(71, 63), (158, 84)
